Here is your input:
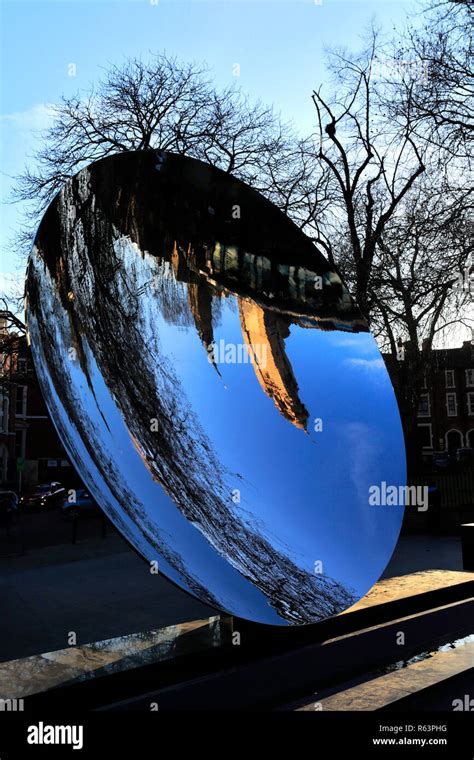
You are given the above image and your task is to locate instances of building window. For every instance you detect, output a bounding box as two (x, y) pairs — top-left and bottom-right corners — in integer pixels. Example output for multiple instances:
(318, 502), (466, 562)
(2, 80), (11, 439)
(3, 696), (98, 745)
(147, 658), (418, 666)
(468, 392), (474, 416)
(445, 370), (455, 388)
(418, 393), (431, 417)
(466, 369), (474, 387)
(17, 358), (28, 373)
(421, 374), (428, 389)
(418, 423), (433, 449)
(15, 386), (27, 418)
(446, 429), (463, 451)
(446, 392), (457, 416)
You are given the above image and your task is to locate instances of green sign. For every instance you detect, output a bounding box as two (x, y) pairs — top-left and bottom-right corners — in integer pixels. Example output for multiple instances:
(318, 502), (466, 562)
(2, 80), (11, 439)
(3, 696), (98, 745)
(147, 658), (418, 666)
(16, 457), (25, 472)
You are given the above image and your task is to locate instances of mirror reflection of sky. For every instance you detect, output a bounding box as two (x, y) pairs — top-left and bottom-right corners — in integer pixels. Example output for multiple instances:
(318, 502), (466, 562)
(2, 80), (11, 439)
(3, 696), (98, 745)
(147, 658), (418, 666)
(26, 154), (406, 625)
(29, 233), (405, 622)
(29, 310), (277, 623)
(156, 272), (405, 594)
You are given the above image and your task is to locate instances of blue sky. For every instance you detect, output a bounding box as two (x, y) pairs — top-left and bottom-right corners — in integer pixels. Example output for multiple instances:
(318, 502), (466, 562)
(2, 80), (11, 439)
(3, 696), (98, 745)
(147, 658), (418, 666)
(0, 0), (415, 292)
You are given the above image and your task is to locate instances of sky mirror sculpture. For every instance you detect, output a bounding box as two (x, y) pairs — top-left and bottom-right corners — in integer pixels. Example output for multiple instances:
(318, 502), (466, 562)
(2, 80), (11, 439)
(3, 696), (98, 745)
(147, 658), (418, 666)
(25, 151), (406, 625)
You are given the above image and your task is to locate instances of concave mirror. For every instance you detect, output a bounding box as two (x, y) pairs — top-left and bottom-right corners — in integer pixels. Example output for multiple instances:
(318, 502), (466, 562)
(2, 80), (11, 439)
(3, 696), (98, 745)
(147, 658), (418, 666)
(26, 151), (406, 625)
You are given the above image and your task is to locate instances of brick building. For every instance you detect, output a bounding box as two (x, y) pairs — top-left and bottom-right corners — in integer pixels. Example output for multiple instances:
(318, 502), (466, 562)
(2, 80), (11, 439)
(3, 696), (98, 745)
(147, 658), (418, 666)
(0, 380), (17, 483)
(0, 333), (75, 491)
(415, 340), (474, 453)
(386, 339), (474, 461)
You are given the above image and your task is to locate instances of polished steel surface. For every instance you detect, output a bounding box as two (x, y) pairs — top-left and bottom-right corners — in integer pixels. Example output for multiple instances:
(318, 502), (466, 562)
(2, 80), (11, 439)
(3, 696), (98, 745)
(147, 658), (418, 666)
(26, 151), (405, 624)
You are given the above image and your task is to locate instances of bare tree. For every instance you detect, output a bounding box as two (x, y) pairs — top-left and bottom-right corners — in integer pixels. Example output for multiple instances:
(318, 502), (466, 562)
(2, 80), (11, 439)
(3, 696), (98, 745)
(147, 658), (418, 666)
(304, 17), (472, 469)
(0, 303), (26, 367)
(310, 32), (426, 321)
(13, 54), (304, 235)
(371, 181), (472, 355)
(389, 0), (473, 161)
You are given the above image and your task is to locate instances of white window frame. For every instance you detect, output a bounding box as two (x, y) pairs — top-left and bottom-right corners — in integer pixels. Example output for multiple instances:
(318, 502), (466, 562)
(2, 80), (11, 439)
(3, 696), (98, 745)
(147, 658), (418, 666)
(468, 392), (474, 416)
(417, 393), (431, 417)
(417, 423), (433, 449)
(466, 369), (474, 387)
(445, 428), (463, 450)
(446, 392), (458, 417)
(445, 370), (455, 388)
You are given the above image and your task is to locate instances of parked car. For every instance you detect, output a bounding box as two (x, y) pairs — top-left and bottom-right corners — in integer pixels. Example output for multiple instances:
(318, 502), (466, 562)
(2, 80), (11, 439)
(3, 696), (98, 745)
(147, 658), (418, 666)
(0, 490), (19, 528)
(455, 448), (474, 465)
(62, 488), (101, 519)
(0, 490), (18, 510)
(432, 451), (450, 469)
(0, 490), (19, 533)
(19, 482), (66, 510)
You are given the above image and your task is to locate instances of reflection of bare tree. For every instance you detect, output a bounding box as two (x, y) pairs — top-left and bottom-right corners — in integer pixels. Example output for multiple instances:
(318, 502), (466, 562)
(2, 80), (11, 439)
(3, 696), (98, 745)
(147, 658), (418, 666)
(27, 155), (358, 623)
(149, 262), (194, 329)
